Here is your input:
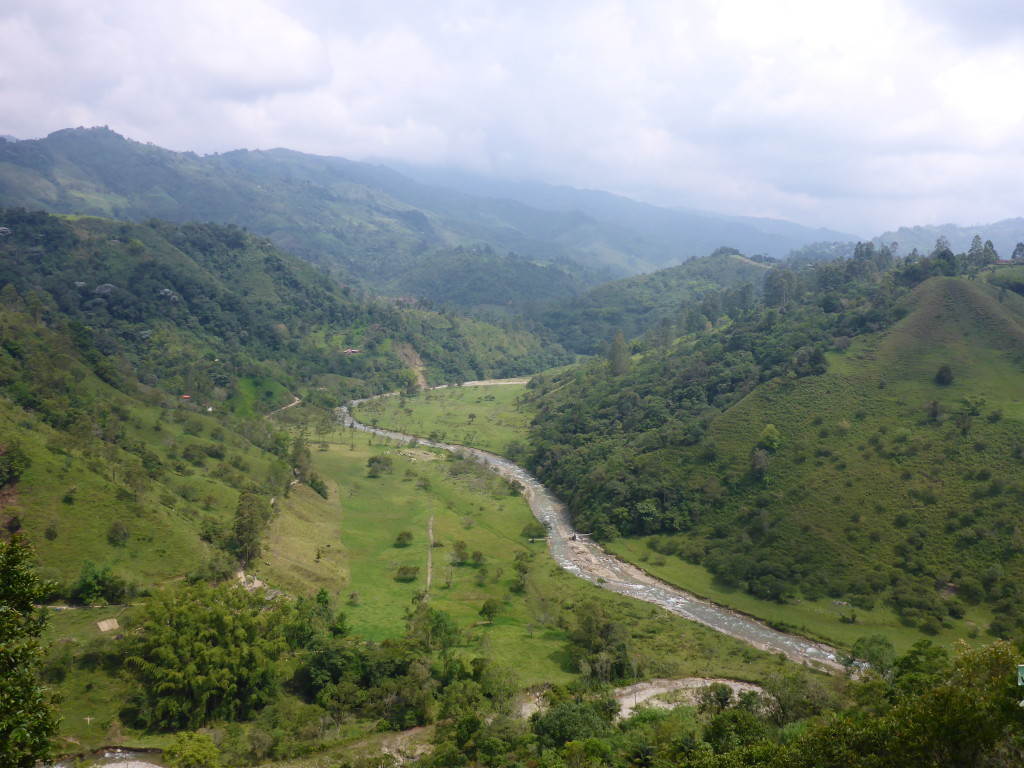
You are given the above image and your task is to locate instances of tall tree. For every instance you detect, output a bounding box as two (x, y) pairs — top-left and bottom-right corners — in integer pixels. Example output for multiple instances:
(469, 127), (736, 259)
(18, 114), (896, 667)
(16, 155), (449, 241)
(608, 331), (630, 376)
(0, 536), (60, 768)
(231, 492), (272, 567)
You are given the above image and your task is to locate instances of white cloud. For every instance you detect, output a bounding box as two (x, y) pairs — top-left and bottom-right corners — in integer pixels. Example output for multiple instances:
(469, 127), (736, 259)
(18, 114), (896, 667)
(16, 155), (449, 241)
(2, 0), (1024, 234)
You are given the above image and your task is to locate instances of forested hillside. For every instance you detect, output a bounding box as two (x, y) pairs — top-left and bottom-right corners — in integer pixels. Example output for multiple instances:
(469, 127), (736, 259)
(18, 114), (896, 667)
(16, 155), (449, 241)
(525, 240), (1024, 637)
(0, 208), (569, 401)
(532, 249), (771, 353)
(0, 207), (570, 583)
(4, 139), (1024, 767)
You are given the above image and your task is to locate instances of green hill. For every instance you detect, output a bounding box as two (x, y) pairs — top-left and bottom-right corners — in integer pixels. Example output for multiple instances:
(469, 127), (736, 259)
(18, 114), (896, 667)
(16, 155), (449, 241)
(0, 207), (569, 590)
(525, 249), (1024, 639)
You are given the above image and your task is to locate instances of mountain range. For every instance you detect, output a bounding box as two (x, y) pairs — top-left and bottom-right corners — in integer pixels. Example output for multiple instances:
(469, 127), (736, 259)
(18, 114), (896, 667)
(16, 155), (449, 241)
(0, 128), (844, 289)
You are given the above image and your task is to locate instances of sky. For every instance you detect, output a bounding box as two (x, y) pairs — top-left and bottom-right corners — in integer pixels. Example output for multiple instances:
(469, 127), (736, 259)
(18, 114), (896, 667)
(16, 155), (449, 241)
(3, 0), (1024, 236)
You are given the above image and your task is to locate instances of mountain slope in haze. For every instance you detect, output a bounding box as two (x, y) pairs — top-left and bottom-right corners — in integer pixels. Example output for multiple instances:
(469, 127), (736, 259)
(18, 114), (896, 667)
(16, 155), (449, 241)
(873, 220), (1024, 261)
(532, 250), (771, 353)
(382, 162), (860, 258)
(0, 126), (773, 297)
(524, 252), (1024, 638)
(0, 127), (863, 305)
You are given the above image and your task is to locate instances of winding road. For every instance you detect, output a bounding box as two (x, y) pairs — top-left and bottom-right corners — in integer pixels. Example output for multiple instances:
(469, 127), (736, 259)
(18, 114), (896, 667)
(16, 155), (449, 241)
(338, 399), (843, 673)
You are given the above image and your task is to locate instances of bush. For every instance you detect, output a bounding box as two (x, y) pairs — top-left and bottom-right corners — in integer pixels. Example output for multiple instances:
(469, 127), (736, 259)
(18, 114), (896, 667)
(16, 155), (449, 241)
(394, 530), (413, 548)
(395, 565), (420, 582)
(934, 364), (954, 385)
(521, 521), (547, 539)
(366, 454), (394, 477)
(107, 521), (130, 547)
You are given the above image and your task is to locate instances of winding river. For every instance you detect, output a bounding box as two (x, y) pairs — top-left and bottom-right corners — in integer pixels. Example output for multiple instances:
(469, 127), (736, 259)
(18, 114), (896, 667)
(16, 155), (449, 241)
(338, 400), (843, 673)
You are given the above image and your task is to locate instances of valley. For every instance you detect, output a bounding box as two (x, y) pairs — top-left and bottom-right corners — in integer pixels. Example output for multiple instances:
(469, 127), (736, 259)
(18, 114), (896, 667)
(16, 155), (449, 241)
(346, 391), (841, 670)
(2, 136), (1024, 767)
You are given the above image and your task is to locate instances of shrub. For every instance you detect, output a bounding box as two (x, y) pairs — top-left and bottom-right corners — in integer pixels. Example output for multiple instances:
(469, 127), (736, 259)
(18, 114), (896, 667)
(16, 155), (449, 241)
(521, 521), (547, 539)
(107, 521), (130, 547)
(395, 565), (420, 582)
(934, 364), (954, 385)
(366, 454), (394, 477)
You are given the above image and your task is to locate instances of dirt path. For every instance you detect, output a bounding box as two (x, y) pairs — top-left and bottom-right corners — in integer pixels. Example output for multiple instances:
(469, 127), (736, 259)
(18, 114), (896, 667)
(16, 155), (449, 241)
(458, 378), (531, 386)
(266, 395), (301, 417)
(614, 678), (762, 720)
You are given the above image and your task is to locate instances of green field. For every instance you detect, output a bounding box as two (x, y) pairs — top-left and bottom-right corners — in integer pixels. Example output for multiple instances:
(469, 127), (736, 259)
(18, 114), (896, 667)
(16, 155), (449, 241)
(260, 428), (793, 686)
(605, 538), (994, 654)
(353, 382), (532, 455)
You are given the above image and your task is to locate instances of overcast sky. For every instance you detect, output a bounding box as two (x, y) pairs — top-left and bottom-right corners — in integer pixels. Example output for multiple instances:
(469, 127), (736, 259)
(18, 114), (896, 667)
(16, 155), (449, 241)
(3, 1), (1024, 235)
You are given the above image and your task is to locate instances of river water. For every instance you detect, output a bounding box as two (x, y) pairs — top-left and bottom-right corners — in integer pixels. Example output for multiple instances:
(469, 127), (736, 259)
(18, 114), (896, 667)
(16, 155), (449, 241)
(338, 402), (842, 672)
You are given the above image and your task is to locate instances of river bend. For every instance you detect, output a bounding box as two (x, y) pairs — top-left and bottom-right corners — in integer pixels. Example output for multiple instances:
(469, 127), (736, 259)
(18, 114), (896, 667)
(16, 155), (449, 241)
(338, 402), (842, 672)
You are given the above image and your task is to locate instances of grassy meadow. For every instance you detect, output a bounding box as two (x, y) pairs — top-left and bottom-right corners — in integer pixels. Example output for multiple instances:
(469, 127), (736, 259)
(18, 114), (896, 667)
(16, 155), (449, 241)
(265, 420), (793, 687)
(352, 382), (531, 456)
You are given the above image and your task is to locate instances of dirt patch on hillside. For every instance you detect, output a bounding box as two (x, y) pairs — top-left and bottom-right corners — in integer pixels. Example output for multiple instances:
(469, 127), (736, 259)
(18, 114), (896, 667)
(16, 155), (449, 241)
(395, 343), (428, 388)
(615, 678), (762, 719)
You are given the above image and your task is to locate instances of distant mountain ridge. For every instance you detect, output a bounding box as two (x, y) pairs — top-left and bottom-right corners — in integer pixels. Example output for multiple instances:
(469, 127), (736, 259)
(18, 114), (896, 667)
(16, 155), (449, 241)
(0, 127), (851, 299)
(873, 220), (1024, 260)
(382, 162), (859, 259)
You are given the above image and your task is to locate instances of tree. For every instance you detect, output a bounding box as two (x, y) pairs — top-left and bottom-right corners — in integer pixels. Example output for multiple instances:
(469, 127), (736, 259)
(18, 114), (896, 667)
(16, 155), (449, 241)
(366, 454), (394, 477)
(479, 598), (503, 623)
(848, 634), (896, 676)
(968, 234), (984, 262)
(0, 536), (60, 768)
(764, 269), (795, 308)
(750, 449), (770, 481)
(394, 530), (413, 548)
(757, 424), (780, 453)
(231, 492), (271, 566)
(395, 565), (420, 582)
(934, 364), (954, 386)
(0, 441), (30, 487)
(532, 700), (610, 750)
(123, 583), (289, 730)
(164, 731), (222, 768)
(697, 682), (734, 714)
(608, 331), (631, 376)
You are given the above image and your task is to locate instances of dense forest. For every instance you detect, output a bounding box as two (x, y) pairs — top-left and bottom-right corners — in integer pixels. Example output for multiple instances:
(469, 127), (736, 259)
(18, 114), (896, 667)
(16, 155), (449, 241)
(0, 208), (570, 403)
(530, 248), (772, 353)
